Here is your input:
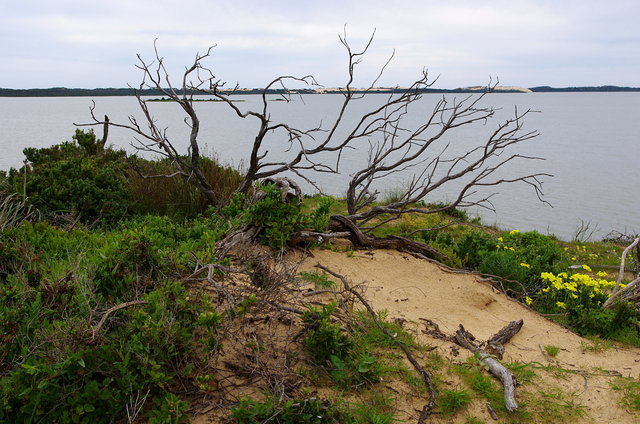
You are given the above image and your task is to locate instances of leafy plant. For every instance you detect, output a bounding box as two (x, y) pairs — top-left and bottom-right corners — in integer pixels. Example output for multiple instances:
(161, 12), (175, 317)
(478, 230), (565, 294)
(533, 271), (640, 339)
(299, 271), (336, 289)
(9, 129), (132, 224)
(454, 231), (497, 268)
(303, 303), (352, 365)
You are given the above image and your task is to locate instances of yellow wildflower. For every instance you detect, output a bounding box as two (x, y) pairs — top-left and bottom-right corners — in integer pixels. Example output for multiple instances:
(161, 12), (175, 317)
(556, 301), (566, 309)
(509, 229), (520, 235)
(571, 257), (576, 261)
(520, 263), (531, 268)
(525, 296), (533, 305)
(596, 271), (608, 278)
(582, 264), (592, 272)
(497, 237), (503, 242)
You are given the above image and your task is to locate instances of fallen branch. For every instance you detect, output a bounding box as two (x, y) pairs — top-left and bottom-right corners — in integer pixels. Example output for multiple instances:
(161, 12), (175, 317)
(92, 300), (148, 340)
(454, 323), (522, 412)
(603, 237), (640, 309)
(315, 264), (436, 423)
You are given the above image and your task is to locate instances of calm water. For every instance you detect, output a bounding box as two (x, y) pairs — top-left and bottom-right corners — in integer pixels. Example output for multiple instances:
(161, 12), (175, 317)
(1, 93), (639, 240)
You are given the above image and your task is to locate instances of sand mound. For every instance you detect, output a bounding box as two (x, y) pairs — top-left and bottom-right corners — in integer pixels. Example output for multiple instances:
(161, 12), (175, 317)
(300, 248), (640, 423)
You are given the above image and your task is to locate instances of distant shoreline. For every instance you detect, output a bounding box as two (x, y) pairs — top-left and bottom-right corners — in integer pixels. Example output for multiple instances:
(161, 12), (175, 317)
(1, 85), (639, 97)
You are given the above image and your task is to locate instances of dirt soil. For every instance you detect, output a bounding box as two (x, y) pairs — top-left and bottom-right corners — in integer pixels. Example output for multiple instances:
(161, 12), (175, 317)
(299, 248), (640, 424)
(192, 247), (640, 424)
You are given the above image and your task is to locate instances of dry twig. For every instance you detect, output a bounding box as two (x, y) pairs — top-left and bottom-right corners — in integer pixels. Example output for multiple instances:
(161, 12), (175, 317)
(315, 264), (436, 423)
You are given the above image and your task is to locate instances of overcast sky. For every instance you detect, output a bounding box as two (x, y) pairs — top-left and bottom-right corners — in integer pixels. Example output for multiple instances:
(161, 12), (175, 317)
(1, 0), (638, 89)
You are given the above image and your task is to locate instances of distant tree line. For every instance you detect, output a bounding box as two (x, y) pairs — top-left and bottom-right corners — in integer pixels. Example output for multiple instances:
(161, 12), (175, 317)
(2, 85), (638, 97)
(529, 85), (640, 92)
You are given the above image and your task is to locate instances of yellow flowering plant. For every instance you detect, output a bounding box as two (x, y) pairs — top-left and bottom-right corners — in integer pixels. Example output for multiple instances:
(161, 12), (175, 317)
(533, 271), (639, 336)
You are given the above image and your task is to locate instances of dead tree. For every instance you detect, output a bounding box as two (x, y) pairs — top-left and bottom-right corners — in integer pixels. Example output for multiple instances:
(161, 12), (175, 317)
(78, 42), (223, 206)
(79, 30), (549, 240)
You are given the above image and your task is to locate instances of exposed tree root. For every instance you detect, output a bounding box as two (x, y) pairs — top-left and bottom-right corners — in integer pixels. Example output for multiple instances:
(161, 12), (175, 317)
(328, 215), (450, 261)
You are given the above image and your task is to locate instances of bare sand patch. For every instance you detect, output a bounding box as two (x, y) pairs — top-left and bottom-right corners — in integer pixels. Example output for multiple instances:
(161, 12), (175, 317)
(301, 248), (640, 423)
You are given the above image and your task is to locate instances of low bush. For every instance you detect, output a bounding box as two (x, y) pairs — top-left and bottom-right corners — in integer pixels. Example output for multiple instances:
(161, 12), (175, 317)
(225, 183), (333, 250)
(126, 155), (243, 218)
(0, 280), (220, 423)
(532, 271), (640, 339)
(302, 303), (383, 386)
(8, 129), (132, 224)
(454, 231), (497, 269)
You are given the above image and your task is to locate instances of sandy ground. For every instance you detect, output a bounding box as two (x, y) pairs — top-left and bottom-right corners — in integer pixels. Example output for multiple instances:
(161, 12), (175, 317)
(300, 248), (640, 424)
(192, 247), (640, 423)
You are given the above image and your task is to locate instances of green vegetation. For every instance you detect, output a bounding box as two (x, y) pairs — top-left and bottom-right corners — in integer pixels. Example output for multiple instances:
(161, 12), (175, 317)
(1, 130), (639, 421)
(439, 388), (472, 416)
(544, 345), (560, 357)
(611, 377), (640, 411)
(232, 397), (348, 424)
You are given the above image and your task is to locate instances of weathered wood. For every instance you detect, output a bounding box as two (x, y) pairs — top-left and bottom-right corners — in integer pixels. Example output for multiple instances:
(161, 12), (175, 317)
(603, 237), (640, 309)
(329, 215), (450, 261)
(288, 230), (351, 246)
(215, 225), (261, 257)
(253, 177), (303, 204)
(454, 323), (521, 412)
(486, 319), (524, 359)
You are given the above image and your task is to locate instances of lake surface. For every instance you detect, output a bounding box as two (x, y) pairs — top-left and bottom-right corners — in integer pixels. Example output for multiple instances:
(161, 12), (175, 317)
(1, 93), (638, 240)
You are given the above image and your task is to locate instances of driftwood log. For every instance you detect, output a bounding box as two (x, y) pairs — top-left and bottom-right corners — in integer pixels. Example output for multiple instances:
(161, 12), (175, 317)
(455, 321), (523, 412)
(425, 319), (523, 412)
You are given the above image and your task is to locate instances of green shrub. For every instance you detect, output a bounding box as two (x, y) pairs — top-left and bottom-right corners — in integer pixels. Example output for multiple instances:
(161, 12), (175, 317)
(0, 216), (224, 422)
(8, 129), (131, 224)
(532, 271), (640, 340)
(454, 231), (497, 268)
(93, 230), (164, 301)
(303, 303), (352, 365)
(230, 183), (333, 250)
(0, 280), (220, 423)
(473, 231), (565, 294)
